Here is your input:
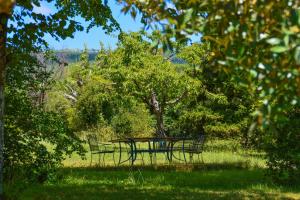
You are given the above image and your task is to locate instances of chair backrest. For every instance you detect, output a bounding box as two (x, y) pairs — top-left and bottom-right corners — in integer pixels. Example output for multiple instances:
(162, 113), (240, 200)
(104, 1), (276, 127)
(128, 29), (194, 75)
(87, 134), (99, 152)
(191, 135), (205, 153)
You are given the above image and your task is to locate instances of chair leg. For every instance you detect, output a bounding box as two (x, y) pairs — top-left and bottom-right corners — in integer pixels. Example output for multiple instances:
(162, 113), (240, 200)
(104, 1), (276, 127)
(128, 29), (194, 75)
(165, 153), (168, 164)
(179, 151), (182, 163)
(183, 151), (187, 164)
(149, 153), (153, 165)
(141, 153), (145, 165)
(112, 151), (117, 166)
(90, 153), (93, 166)
(98, 153), (101, 166)
(189, 153), (193, 164)
(102, 153), (106, 166)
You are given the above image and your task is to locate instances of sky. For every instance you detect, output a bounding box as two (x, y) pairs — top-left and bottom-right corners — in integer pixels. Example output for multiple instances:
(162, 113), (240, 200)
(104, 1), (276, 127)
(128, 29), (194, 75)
(31, 1), (143, 50)
(32, 1), (200, 50)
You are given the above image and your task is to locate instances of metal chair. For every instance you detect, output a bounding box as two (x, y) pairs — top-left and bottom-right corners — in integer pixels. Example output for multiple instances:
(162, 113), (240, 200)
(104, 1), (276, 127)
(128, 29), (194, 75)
(87, 134), (116, 166)
(183, 135), (205, 164)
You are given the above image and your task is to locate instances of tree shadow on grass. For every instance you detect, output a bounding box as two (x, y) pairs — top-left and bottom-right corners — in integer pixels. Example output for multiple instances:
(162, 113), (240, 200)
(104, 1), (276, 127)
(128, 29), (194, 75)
(20, 183), (287, 200)
(8, 164), (300, 200)
(72, 161), (257, 172)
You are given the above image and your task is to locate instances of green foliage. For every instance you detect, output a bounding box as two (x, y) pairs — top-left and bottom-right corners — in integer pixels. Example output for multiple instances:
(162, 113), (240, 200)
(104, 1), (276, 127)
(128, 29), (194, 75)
(264, 108), (300, 183)
(4, 87), (84, 183)
(76, 76), (116, 128)
(111, 105), (155, 137)
(4, 46), (85, 184)
(79, 45), (90, 69)
(52, 32), (201, 138)
(3, 0), (124, 186)
(49, 38), (158, 139)
(121, 0), (300, 182)
(116, 33), (201, 136)
(166, 43), (254, 142)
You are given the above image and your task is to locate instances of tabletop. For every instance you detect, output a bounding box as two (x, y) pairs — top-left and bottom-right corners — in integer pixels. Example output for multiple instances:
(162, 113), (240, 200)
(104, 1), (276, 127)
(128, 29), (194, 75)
(109, 137), (193, 143)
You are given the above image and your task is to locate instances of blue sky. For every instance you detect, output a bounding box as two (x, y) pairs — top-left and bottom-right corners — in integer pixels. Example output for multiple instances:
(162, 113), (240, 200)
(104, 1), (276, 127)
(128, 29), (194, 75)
(33, 1), (144, 50)
(32, 1), (200, 50)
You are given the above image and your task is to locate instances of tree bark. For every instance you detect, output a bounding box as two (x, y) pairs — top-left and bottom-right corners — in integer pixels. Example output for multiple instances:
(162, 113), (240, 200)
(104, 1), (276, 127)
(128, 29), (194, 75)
(150, 91), (166, 137)
(0, 13), (8, 198)
(155, 111), (166, 138)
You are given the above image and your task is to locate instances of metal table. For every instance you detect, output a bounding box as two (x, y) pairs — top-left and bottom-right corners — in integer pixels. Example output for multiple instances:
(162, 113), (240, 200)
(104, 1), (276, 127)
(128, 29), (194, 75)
(110, 137), (192, 165)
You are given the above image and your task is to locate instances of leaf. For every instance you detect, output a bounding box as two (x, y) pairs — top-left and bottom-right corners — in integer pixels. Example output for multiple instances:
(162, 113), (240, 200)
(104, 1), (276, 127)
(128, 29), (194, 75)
(266, 38), (281, 45)
(183, 8), (193, 24)
(270, 46), (289, 53)
(294, 46), (300, 64)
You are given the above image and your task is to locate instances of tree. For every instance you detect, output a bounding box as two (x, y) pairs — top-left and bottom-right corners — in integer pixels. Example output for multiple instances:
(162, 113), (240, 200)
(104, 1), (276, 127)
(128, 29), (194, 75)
(176, 42), (255, 143)
(0, 0), (120, 196)
(121, 0), (300, 125)
(0, 1), (16, 196)
(121, 0), (300, 182)
(98, 33), (201, 137)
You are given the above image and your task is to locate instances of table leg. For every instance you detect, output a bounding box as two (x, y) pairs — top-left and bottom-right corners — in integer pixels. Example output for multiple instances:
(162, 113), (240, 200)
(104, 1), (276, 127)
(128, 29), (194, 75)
(129, 139), (137, 166)
(167, 141), (172, 163)
(183, 140), (187, 164)
(118, 141), (122, 165)
(148, 141), (153, 165)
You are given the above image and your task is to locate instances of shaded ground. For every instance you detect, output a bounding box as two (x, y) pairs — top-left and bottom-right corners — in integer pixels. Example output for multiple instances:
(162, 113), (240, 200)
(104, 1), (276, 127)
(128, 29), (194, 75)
(6, 166), (300, 200)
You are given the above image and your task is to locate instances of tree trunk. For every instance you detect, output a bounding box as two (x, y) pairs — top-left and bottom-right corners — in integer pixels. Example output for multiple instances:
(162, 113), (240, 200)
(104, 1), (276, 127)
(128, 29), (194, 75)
(155, 111), (166, 138)
(0, 14), (8, 198)
(150, 91), (166, 137)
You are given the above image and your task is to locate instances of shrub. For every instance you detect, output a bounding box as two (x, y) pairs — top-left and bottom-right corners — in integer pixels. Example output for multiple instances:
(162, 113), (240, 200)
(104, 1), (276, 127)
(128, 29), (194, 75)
(264, 108), (300, 184)
(4, 88), (85, 183)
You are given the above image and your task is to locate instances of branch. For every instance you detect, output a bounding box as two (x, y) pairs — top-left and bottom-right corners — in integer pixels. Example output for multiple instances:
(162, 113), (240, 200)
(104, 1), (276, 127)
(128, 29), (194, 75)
(166, 90), (188, 105)
(164, 52), (176, 61)
(64, 93), (77, 102)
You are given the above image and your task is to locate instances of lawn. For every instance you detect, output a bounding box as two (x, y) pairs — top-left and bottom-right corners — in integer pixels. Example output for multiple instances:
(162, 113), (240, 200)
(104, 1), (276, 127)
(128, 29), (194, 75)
(5, 140), (300, 200)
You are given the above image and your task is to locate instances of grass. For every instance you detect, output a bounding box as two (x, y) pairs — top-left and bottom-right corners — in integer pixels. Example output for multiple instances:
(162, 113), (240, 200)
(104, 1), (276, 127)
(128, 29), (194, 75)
(5, 139), (300, 199)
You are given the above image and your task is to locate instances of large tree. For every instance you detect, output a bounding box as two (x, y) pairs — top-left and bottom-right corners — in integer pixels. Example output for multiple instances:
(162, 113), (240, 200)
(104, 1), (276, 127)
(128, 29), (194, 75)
(0, 0), (120, 196)
(96, 32), (201, 137)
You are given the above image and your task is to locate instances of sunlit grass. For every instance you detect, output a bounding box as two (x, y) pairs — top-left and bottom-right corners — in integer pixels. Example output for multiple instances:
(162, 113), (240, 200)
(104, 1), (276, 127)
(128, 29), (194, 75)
(63, 139), (266, 169)
(6, 139), (300, 200)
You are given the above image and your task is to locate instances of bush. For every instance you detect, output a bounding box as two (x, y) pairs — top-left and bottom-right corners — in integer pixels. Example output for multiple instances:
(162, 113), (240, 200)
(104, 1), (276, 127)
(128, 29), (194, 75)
(4, 88), (85, 183)
(111, 105), (155, 137)
(264, 108), (300, 184)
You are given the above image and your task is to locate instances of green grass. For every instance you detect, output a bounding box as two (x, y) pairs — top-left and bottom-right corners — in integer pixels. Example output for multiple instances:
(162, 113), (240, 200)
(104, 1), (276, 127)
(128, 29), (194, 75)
(7, 167), (300, 200)
(5, 140), (300, 199)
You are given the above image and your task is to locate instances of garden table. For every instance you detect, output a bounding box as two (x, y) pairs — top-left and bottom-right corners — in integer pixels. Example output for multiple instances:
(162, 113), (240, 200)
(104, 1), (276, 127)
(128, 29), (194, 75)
(110, 137), (192, 165)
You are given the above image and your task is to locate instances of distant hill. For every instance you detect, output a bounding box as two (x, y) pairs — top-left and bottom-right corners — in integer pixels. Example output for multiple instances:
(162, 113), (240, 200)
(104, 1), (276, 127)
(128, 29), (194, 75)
(55, 49), (99, 63)
(54, 49), (185, 64)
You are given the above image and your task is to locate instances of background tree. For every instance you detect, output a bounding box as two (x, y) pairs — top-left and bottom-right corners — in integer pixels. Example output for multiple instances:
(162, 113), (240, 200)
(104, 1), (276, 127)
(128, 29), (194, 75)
(175, 42), (255, 145)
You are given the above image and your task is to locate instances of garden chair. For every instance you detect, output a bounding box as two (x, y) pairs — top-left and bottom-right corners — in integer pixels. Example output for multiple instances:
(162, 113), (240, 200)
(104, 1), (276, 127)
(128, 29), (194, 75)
(183, 135), (205, 164)
(87, 134), (116, 166)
